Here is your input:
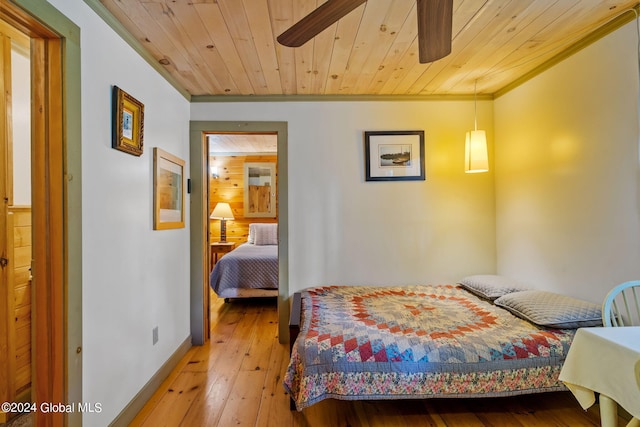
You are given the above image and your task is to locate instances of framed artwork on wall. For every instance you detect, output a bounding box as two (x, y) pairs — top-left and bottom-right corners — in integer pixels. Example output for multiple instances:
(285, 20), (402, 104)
(364, 130), (425, 181)
(244, 162), (277, 218)
(153, 147), (185, 230)
(112, 85), (144, 156)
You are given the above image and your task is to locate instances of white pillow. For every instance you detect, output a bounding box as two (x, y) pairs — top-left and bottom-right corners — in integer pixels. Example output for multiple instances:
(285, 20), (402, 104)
(252, 223), (278, 245)
(458, 275), (528, 300)
(248, 223), (257, 244)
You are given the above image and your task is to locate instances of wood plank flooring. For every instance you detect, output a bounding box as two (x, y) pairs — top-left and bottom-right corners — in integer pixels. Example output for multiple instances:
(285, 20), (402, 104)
(130, 296), (612, 427)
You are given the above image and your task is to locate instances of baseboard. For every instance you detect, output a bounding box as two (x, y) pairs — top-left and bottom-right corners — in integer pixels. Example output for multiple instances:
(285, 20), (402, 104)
(108, 336), (192, 427)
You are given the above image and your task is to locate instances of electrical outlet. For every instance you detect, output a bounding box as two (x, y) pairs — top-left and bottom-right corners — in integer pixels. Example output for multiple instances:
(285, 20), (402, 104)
(152, 326), (159, 345)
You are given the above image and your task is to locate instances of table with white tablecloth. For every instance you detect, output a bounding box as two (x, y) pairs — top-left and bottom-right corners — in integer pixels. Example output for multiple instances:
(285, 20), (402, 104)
(559, 326), (640, 427)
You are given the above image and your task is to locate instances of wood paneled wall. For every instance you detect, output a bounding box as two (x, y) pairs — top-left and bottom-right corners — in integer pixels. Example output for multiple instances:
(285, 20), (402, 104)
(209, 155), (277, 245)
(9, 206), (31, 398)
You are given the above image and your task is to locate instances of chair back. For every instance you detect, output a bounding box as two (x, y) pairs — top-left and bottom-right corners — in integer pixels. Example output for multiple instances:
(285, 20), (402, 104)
(602, 280), (640, 327)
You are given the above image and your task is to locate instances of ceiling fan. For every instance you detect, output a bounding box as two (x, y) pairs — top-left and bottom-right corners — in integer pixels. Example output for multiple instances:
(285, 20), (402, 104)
(277, 0), (453, 63)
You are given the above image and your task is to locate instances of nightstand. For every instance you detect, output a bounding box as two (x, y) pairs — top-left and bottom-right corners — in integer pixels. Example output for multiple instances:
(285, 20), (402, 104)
(210, 241), (236, 270)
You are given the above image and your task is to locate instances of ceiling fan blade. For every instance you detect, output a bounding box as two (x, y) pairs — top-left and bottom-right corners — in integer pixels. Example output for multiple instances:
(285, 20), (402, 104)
(277, 0), (367, 47)
(417, 0), (453, 63)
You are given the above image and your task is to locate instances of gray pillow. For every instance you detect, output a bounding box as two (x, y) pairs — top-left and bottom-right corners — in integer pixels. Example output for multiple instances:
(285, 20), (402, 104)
(458, 275), (527, 300)
(494, 290), (602, 329)
(253, 223), (278, 245)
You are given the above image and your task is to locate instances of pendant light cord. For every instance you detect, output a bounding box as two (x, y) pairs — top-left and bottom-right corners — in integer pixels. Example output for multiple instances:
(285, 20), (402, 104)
(635, 8), (640, 166)
(474, 80), (478, 131)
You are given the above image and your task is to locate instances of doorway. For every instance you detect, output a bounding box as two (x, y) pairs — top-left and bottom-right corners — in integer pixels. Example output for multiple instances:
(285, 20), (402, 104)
(0, 19), (32, 422)
(189, 121), (289, 345)
(207, 133), (278, 319)
(0, 2), (82, 426)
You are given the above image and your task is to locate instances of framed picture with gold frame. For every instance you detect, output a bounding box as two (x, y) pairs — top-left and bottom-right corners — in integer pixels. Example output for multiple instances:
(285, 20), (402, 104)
(112, 85), (144, 156)
(153, 147), (185, 230)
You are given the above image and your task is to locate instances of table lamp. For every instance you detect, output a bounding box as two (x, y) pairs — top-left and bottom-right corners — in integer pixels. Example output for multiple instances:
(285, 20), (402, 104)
(210, 202), (234, 242)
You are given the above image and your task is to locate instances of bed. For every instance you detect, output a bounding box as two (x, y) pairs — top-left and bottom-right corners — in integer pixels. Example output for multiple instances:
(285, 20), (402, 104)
(283, 278), (603, 411)
(209, 223), (278, 299)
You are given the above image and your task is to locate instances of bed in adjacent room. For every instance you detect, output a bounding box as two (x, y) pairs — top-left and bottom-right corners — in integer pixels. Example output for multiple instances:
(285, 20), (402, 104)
(210, 223), (278, 299)
(284, 278), (602, 410)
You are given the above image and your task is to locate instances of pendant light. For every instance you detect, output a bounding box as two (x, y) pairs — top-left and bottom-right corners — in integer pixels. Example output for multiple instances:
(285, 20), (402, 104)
(465, 80), (489, 173)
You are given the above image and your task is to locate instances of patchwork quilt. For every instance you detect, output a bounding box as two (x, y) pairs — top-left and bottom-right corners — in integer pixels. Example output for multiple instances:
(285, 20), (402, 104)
(283, 285), (575, 410)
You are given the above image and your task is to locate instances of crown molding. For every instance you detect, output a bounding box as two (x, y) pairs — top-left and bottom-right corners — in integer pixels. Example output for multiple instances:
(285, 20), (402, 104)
(191, 93), (494, 103)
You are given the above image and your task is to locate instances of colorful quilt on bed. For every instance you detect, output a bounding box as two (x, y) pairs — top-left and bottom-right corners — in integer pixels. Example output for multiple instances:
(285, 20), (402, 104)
(283, 285), (575, 410)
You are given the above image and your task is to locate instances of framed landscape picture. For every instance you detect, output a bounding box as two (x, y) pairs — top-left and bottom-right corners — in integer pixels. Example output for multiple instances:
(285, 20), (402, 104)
(153, 147), (185, 230)
(364, 130), (425, 181)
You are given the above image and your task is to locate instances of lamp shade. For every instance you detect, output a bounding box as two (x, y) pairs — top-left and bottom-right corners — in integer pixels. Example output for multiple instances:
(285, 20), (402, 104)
(210, 202), (234, 220)
(464, 130), (489, 173)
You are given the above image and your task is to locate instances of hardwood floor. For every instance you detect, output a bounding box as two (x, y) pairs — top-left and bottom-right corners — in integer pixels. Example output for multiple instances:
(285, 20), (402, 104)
(130, 296), (609, 427)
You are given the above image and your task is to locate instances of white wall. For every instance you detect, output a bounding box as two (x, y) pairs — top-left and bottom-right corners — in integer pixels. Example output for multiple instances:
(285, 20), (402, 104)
(192, 100), (497, 293)
(494, 20), (640, 303)
(47, 1), (191, 425)
(11, 47), (30, 206)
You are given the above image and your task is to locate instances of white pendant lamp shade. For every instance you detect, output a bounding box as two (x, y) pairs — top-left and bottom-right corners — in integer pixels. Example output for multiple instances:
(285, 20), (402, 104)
(465, 130), (489, 173)
(465, 80), (489, 173)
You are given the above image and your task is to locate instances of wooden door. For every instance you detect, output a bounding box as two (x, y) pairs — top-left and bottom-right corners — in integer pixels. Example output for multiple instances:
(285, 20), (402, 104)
(31, 34), (65, 427)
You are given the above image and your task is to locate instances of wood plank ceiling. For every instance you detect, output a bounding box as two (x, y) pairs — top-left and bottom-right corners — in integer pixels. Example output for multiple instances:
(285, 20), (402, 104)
(98, 0), (639, 97)
(207, 133), (278, 153)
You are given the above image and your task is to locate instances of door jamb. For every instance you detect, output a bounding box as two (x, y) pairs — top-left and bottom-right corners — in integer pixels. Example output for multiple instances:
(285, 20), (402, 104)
(1, 1), (83, 426)
(189, 121), (289, 345)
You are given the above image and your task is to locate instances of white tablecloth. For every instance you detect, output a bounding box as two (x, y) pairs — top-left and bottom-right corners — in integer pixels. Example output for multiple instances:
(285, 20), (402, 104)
(559, 326), (640, 419)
